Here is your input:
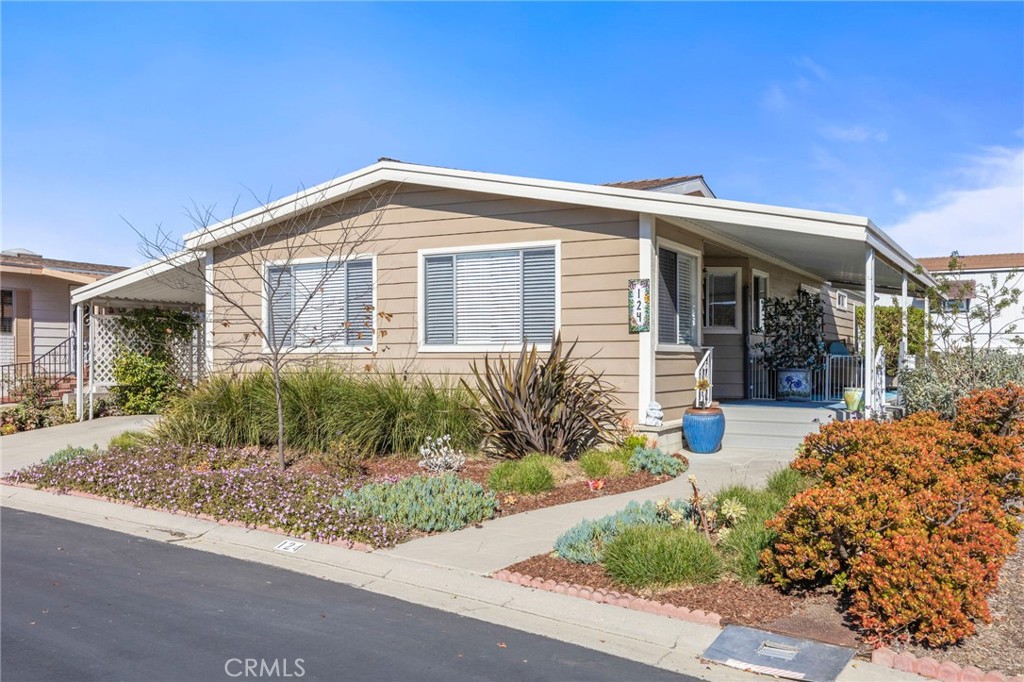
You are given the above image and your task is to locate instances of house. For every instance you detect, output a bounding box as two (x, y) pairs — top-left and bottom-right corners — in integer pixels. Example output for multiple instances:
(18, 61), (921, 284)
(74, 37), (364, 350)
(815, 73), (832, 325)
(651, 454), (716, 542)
(917, 252), (1024, 350)
(68, 160), (935, 441)
(0, 249), (125, 399)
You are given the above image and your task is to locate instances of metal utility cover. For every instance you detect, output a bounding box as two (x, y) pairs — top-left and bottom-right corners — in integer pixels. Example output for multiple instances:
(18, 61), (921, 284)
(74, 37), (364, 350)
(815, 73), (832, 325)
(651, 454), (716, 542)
(702, 625), (855, 682)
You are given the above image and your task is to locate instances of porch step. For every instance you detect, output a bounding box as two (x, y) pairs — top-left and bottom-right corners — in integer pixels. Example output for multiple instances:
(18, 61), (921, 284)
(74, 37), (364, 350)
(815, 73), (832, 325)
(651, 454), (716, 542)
(716, 402), (837, 454)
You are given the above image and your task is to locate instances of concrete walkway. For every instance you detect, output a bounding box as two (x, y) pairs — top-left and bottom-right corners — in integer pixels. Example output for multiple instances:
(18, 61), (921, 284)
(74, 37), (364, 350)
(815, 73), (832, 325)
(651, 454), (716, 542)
(0, 415), (157, 475)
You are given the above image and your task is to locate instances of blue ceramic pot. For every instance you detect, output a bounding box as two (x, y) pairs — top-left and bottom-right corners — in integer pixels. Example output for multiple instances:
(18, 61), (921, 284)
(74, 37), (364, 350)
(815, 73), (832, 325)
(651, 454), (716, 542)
(777, 368), (812, 401)
(683, 407), (725, 454)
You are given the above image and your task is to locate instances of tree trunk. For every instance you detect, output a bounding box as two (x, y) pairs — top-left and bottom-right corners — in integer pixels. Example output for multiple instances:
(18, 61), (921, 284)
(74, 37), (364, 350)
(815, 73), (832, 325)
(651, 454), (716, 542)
(272, 363), (286, 470)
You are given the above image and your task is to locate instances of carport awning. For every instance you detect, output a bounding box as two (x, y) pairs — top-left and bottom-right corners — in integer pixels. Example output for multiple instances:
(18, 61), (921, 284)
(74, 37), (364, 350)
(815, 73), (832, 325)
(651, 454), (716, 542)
(70, 251), (204, 306)
(663, 213), (935, 294)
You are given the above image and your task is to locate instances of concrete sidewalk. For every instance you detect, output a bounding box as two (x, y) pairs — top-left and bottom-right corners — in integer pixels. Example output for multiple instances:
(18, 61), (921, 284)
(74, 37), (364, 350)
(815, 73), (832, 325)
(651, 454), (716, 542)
(1, 485), (916, 682)
(385, 445), (795, 574)
(0, 415), (157, 475)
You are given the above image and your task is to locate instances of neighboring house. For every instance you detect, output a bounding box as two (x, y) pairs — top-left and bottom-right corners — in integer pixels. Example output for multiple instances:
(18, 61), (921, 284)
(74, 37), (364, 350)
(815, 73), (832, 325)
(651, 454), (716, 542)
(917, 252), (1024, 350)
(0, 248), (125, 367)
(69, 160), (935, 430)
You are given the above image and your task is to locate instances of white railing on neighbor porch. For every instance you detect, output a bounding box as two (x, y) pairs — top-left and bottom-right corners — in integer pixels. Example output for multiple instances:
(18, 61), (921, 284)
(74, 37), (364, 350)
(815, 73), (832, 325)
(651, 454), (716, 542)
(748, 354), (866, 402)
(695, 347), (713, 408)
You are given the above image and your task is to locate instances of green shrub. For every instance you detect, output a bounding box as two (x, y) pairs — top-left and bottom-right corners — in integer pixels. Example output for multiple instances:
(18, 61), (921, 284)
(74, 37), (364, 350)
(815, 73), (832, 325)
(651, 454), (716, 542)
(901, 349), (1024, 419)
(578, 449), (629, 479)
(45, 445), (99, 465)
(628, 447), (686, 477)
(622, 434), (648, 451)
(764, 467), (809, 502)
(339, 473), (497, 532)
(467, 335), (626, 460)
(111, 351), (177, 415)
(553, 499), (693, 564)
(487, 455), (557, 494)
(604, 525), (722, 589)
(107, 430), (152, 451)
(156, 367), (481, 456)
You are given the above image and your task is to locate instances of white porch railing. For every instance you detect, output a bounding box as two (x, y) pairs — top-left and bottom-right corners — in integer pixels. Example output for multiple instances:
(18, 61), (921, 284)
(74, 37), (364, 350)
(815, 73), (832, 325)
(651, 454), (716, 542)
(748, 354), (865, 402)
(870, 346), (886, 417)
(695, 347), (713, 408)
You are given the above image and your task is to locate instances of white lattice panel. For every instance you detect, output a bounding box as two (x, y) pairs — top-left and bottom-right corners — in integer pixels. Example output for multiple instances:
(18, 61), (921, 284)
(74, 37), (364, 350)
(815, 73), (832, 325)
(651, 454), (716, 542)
(90, 313), (205, 388)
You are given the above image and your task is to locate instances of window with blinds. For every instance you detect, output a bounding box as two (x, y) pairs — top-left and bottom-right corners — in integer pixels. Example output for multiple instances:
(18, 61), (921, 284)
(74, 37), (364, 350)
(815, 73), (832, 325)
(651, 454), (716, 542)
(657, 247), (698, 346)
(266, 258), (374, 350)
(423, 246), (556, 347)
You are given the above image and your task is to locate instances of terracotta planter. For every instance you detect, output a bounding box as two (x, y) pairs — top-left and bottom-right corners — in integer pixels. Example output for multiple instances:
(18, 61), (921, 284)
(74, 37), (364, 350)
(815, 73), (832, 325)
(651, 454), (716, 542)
(683, 405), (725, 454)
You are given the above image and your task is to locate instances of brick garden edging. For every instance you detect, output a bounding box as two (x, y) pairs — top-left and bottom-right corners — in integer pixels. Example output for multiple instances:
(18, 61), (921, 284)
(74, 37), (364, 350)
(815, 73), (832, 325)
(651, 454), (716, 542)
(0, 480), (376, 552)
(490, 569), (723, 628)
(871, 647), (1023, 682)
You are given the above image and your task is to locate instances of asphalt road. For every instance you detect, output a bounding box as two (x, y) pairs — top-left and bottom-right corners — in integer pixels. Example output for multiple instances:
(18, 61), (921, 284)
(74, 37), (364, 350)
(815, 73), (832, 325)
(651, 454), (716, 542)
(1, 510), (698, 682)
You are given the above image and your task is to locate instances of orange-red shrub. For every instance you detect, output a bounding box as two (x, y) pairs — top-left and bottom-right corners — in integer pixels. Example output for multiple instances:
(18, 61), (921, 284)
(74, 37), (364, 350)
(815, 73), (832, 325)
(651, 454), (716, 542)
(761, 386), (1023, 646)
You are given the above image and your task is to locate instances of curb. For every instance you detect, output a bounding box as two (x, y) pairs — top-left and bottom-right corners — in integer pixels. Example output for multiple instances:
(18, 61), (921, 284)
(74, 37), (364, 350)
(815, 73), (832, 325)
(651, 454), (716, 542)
(872, 647), (1023, 682)
(491, 568), (723, 628)
(0, 480), (376, 552)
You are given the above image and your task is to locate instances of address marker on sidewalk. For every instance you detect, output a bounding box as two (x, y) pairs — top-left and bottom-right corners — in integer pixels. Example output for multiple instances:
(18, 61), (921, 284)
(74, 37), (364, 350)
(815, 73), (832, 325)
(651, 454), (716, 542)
(274, 540), (305, 553)
(702, 625), (854, 682)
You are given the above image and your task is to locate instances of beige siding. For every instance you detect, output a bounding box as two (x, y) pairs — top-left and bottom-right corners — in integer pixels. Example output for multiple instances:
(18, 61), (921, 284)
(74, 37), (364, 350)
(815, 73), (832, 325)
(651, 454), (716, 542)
(823, 286), (855, 346)
(0, 272), (75, 361)
(210, 184), (642, 417)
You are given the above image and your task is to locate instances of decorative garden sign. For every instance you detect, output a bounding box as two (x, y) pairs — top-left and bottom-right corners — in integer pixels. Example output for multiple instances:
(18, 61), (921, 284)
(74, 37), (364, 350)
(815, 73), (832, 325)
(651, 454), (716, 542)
(628, 279), (651, 333)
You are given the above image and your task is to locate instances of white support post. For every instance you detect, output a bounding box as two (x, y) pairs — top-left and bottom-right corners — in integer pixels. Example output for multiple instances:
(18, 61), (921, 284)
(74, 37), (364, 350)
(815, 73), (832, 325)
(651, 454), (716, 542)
(637, 213), (658, 425)
(75, 303), (85, 421)
(864, 246), (876, 416)
(923, 293), (931, 362)
(88, 304), (96, 420)
(900, 272), (909, 368)
(204, 250), (215, 375)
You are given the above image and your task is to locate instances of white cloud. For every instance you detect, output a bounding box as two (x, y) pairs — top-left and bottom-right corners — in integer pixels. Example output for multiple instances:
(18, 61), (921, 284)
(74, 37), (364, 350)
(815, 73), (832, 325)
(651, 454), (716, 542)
(794, 56), (829, 82)
(820, 124), (888, 143)
(761, 83), (789, 111)
(886, 146), (1024, 257)
(892, 188), (909, 206)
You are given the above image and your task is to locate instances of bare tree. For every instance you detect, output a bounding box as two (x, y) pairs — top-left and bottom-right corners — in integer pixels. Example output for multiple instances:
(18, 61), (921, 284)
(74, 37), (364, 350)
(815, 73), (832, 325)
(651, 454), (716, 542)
(136, 181), (395, 469)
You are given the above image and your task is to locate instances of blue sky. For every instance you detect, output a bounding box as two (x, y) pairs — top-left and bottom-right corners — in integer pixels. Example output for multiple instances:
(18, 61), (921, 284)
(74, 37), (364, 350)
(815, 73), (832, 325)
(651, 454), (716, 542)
(3, 2), (1022, 267)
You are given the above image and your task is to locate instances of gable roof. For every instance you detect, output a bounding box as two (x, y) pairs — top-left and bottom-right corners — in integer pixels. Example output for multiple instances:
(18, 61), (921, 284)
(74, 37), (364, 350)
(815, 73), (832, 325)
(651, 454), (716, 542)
(917, 252), (1024, 273)
(604, 174), (715, 198)
(0, 250), (125, 276)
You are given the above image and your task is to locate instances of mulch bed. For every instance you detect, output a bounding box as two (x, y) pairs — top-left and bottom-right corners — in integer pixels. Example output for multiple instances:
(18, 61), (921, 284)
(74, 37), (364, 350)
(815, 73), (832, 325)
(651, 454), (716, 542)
(361, 456), (679, 517)
(505, 553), (810, 632)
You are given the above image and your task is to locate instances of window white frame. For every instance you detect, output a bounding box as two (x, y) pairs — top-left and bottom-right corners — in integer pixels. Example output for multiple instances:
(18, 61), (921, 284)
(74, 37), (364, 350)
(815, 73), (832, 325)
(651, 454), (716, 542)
(703, 266), (742, 334)
(655, 238), (702, 352)
(416, 240), (561, 353)
(260, 253), (377, 354)
(751, 269), (770, 333)
(836, 290), (849, 311)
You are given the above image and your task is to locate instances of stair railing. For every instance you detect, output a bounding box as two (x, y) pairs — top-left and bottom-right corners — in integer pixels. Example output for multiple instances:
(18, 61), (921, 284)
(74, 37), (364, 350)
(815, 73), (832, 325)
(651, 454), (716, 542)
(0, 337), (77, 403)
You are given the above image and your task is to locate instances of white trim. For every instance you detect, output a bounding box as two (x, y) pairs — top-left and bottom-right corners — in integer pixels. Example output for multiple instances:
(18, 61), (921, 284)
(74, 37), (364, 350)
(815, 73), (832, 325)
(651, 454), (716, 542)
(638, 213), (655, 421)
(174, 160), (935, 292)
(703, 266), (743, 334)
(751, 268), (770, 333)
(260, 253), (377, 355)
(417, 240), (561, 354)
(864, 246), (876, 414)
(836, 290), (849, 311)
(654, 237), (703, 351)
(75, 303), (84, 421)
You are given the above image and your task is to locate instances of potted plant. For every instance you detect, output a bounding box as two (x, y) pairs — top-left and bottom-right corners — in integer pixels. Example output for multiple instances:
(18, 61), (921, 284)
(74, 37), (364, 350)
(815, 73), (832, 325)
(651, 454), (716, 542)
(683, 377), (725, 453)
(754, 290), (827, 402)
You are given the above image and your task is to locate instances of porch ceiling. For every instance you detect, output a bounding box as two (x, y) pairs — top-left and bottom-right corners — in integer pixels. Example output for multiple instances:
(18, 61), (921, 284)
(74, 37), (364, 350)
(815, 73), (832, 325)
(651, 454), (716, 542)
(681, 216), (929, 293)
(70, 251), (204, 306)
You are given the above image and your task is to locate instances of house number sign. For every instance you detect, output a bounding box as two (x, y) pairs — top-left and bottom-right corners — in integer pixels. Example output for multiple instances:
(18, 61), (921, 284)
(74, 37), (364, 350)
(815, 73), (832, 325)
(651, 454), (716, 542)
(628, 279), (651, 333)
